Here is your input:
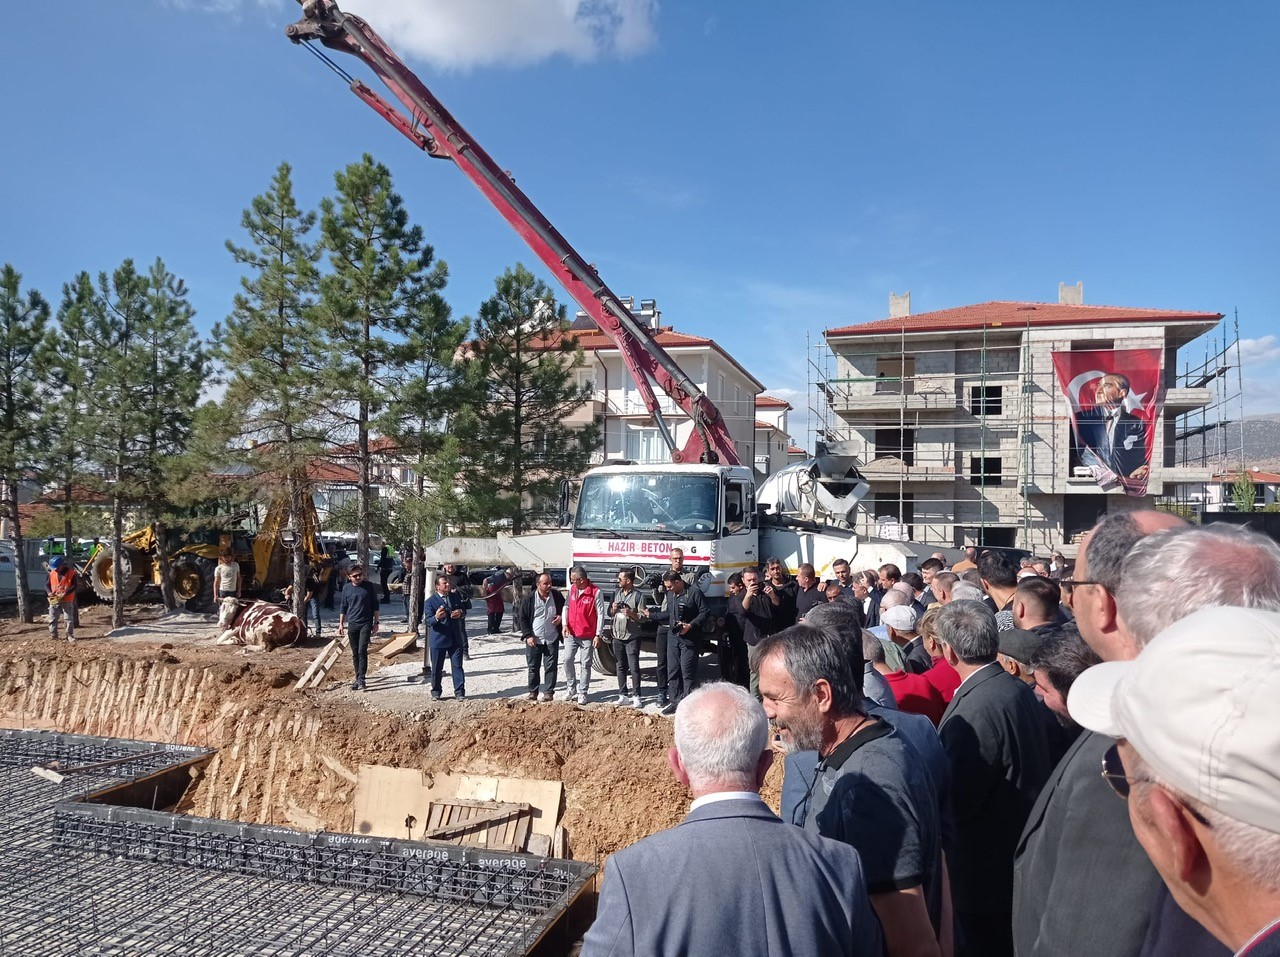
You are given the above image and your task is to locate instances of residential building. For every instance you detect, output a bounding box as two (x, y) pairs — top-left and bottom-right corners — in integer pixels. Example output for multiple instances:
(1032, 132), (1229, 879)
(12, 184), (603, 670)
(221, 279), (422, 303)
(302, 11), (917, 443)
(1202, 469), (1280, 512)
(549, 299), (767, 469)
(821, 287), (1227, 554)
(754, 395), (795, 480)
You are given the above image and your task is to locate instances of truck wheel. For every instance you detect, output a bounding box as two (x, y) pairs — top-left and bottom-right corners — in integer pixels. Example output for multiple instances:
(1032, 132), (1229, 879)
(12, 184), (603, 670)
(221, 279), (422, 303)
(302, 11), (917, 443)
(89, 547), (143, 602)
(592, 639), (618, 677)
(172, 556), (217, 613)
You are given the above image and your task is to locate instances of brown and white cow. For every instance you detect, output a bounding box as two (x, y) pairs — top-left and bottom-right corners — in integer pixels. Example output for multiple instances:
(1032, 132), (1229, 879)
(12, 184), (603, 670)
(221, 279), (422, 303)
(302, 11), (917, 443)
(216, 600), (304, 651)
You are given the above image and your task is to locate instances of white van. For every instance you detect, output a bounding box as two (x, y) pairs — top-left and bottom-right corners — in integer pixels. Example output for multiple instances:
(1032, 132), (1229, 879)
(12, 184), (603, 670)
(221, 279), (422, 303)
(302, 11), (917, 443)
(0, 541), (47, 603)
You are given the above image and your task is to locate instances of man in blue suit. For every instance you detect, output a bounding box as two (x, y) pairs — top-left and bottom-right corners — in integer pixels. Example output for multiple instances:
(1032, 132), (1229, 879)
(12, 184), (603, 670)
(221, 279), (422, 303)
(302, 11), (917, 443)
(582, 682), (882, 957)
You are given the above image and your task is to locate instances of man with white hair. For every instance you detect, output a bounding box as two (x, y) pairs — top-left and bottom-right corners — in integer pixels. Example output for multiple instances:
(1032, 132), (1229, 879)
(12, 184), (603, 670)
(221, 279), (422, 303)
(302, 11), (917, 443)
(950, 581), (985, 604)
(1068, 607), (1280, 956)
(583, 682), (883, 957)
(1013, 512), (1233, 957)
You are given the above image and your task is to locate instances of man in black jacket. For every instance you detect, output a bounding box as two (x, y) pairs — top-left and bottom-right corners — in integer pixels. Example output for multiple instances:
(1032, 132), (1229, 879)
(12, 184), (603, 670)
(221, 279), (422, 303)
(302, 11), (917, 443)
(514, 572), (564, 702)
(647, 571), (707, 712)
(935, 600), (1052, 957)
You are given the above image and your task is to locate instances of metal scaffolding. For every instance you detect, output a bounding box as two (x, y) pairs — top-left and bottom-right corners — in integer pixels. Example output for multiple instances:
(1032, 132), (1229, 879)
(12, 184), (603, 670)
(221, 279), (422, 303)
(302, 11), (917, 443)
(808, 314), (1243, 551)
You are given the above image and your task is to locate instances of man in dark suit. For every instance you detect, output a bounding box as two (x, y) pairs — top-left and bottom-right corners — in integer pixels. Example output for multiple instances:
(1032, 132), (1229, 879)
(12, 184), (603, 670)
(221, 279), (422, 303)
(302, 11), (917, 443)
(1072, 373), (1150, 481)
(583, 682), (882, 957)
(1013, 623), (1161, 956)
(935, 600), (1052, 957)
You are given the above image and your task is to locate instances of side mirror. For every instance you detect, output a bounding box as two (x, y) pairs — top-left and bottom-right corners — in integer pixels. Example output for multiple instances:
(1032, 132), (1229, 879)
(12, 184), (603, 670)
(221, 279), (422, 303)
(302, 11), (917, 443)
(557, 479), (571, 527)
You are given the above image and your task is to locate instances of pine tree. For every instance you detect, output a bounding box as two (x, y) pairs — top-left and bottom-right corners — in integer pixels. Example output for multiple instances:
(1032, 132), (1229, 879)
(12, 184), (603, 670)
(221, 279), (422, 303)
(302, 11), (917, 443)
(83, 259), (152, 628)
(43, 273), (100, 563)
(377, 251), (471, 632)
(467, 265), (599, 534)
(209, 162), (330, 618)
(133, 259), (209, 610)
(319, 154), (437, 564)
(0, 264), (51, 624)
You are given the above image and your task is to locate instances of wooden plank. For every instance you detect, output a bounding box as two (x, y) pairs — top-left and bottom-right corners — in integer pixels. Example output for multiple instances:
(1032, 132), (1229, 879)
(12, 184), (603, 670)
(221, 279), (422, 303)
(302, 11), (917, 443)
(492, 776), (563, 839)
(295, 636), (345, 690)
(552, 825), (567, 859)
(512, 811), (531, 853)
(352, 764), (430, 838)
(455, 775), (500, 802)
(378, 631), (419, 660)
(422, 800), (529, 842)
(305, 640), (348, 688)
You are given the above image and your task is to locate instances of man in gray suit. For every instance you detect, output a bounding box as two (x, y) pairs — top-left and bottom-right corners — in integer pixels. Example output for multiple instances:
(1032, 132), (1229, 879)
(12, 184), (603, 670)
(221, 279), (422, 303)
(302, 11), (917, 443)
(582, 682), (882, 957)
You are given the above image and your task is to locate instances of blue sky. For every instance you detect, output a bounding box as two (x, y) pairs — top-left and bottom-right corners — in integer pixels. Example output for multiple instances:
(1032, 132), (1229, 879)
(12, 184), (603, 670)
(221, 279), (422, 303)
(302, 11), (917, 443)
(5, 1), (1279, 444)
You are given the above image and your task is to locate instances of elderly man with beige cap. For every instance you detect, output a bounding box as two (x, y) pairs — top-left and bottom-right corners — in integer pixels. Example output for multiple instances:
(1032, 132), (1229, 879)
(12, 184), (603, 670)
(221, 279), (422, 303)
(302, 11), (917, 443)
(1068, 606), (1280, 956)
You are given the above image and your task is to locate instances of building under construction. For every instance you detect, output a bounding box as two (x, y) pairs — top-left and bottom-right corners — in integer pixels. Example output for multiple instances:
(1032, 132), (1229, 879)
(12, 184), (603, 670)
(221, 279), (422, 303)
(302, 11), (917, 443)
(809, 286), (1244, 555)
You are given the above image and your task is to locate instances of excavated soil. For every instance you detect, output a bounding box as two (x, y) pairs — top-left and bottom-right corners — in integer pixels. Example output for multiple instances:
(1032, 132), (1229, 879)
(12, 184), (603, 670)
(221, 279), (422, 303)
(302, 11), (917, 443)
(0, 604), (784, 868)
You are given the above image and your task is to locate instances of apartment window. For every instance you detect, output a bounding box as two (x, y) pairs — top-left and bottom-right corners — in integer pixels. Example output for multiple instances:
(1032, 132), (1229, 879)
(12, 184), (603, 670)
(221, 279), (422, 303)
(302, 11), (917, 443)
(970, 385), (1003, 417)
(875, 356), (915, 394)
(969, 456), (1004, 486)
(531, 428), (551, 460)
(625, 425), (664, 463)
(873, 427), (916, 466)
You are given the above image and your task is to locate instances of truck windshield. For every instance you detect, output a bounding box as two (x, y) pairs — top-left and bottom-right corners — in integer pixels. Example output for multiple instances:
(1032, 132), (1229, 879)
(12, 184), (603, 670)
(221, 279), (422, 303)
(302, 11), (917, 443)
(575, 473), (719, 538)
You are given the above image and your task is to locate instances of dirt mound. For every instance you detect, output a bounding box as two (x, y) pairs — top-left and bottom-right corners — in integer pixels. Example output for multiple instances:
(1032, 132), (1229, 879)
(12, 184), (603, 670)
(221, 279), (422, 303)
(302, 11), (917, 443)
(0, 604), (787, 867)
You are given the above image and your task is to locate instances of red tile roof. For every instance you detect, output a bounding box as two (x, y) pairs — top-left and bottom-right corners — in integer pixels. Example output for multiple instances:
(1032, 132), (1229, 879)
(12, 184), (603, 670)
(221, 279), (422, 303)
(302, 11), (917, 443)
(327, 435), (402, 458)
(826, 301), (1223, 338)
(1214, 469), (1280, 484)
(754, 420), (786, 432)
(788, 445), (807, 455)
(755, 395), (792, 409)
(308, 460), (361, 483)
(529, 325), (765, 390)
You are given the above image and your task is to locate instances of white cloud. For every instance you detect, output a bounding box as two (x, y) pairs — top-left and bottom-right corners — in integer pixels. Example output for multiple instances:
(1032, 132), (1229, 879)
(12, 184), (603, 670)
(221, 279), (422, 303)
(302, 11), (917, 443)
(167, 0), (658, 68)
(1238, 334), (1280, 366)
(340, 0), (658, 70)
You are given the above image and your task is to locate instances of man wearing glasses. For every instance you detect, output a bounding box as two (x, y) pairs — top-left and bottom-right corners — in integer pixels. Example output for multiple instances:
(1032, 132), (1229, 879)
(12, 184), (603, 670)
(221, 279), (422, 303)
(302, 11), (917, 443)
(1013, 510), (1230, 957)
(1068, 606), (1280, 957)
(336, 563), (380, 692)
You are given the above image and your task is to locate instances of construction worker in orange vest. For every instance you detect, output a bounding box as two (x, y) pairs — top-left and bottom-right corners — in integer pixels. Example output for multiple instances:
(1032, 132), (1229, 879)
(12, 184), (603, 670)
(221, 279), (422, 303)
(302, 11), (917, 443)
(47, 556), (77, 643)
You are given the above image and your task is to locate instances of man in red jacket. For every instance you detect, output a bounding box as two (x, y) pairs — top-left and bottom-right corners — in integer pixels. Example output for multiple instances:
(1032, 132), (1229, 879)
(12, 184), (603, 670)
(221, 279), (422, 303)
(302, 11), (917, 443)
(563, 565), (606, 705)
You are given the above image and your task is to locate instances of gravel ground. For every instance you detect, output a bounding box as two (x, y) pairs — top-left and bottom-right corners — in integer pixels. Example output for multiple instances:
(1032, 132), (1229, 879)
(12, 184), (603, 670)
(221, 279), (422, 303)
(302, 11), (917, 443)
(322, 599), (721, 717)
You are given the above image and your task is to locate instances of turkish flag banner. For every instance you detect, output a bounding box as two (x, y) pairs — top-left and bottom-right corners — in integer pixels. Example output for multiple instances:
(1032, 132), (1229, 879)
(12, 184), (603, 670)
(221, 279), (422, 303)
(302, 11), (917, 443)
(1052, 349), (1164, 497)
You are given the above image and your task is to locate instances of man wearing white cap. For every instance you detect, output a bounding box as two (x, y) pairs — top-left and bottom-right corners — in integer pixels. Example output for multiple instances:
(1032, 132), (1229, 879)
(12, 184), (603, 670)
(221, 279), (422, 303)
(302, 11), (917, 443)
(1068, 606), (1280, 957)
(882, 603), (932, 674)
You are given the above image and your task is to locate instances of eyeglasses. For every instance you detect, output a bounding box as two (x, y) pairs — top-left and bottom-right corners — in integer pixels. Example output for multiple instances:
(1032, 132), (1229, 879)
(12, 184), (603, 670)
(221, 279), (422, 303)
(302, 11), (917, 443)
(1101, 743), (1210, 825)
(1059, 578), (1104, 589)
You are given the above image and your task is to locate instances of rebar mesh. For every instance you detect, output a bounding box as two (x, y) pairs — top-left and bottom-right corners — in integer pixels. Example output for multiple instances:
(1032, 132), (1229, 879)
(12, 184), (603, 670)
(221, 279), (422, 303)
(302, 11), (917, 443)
(0, 729), (593, 957)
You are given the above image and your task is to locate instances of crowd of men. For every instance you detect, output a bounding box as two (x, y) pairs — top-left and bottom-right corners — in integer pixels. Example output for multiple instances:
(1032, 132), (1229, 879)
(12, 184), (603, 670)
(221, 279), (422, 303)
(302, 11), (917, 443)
(580, 516), (1280, 957)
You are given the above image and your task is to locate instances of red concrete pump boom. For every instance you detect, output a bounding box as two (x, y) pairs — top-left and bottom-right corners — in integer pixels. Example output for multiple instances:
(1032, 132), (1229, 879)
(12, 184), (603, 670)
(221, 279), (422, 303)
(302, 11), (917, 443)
(285, 0), (740, 466)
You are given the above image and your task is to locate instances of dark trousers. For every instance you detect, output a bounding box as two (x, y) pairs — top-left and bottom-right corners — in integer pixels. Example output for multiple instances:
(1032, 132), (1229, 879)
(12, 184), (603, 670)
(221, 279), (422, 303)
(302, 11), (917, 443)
(720, 632), (750, 689)
(487, 611), (503, 633)
(431, 645), (465, 698)
(613, 638), (641, 695)
(956, 910), (1013, 957)
(379, 569), (391, 602)
(526, 638), (559, 694)
(655, 626), (670, 697)
(347, 623), (372, 680)
(459, 619), (469, 657)
(667, 628), (699, 704)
